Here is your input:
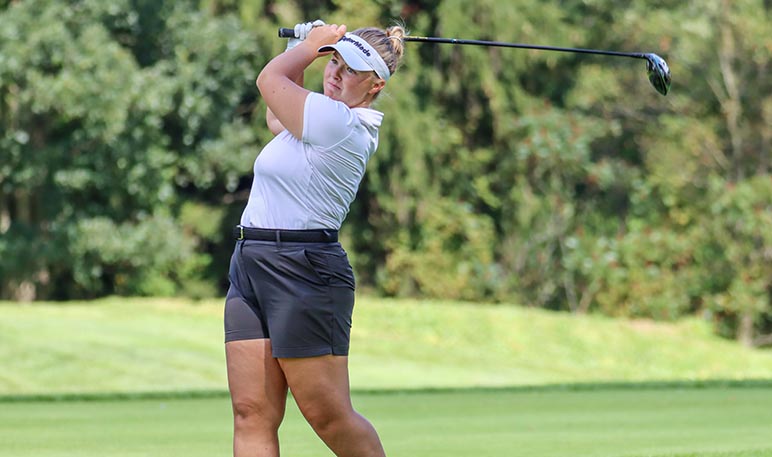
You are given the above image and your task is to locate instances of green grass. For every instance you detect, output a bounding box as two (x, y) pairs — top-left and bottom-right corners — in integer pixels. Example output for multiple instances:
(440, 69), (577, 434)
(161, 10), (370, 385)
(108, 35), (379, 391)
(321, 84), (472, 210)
(1, 386), (771, 457)
(2, 297), (772, 456)
(1, 296), (772, 395)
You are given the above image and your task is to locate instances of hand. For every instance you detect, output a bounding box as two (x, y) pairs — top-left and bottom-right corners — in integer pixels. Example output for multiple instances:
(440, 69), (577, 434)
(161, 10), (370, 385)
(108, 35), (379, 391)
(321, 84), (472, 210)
(306, 24), (347, 53)
(285, 19), (326, 52)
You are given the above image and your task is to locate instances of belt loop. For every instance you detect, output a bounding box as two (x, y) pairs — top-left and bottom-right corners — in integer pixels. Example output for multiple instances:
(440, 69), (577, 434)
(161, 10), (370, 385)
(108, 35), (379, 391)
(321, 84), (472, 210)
(275, 230), (281, 244)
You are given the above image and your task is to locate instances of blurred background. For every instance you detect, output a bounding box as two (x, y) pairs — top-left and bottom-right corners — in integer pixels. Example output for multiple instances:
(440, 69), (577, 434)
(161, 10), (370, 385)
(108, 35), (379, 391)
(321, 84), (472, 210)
(1, 0), (770, 348)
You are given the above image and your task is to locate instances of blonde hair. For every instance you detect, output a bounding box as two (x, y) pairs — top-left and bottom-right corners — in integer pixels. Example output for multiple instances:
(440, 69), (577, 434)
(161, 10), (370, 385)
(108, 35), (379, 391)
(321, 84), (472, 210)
(351, 25), (406, 78)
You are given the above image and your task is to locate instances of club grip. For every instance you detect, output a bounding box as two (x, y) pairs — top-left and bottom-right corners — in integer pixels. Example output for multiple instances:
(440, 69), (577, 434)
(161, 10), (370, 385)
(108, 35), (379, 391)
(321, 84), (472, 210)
(278, 27), (296, 38)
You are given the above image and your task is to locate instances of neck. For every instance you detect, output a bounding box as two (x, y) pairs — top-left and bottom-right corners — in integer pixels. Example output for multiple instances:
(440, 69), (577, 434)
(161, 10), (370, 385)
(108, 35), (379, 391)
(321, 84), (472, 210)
(349, 94), (374, 109)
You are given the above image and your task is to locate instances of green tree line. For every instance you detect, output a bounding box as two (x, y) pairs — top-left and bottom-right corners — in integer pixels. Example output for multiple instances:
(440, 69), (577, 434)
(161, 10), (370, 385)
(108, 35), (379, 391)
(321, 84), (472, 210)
(1, 0), (770, 346)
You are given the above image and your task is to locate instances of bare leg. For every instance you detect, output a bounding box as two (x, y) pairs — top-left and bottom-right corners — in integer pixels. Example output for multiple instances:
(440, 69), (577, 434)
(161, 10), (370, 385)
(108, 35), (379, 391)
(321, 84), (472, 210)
(226, 339), (288, 457)
(279, 355), (386, 457)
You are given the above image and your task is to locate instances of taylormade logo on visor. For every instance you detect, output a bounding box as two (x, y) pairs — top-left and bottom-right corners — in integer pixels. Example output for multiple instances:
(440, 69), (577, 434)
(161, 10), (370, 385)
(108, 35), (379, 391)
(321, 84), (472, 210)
(320, 33), (391, 81)
(340, 35), (371, 57)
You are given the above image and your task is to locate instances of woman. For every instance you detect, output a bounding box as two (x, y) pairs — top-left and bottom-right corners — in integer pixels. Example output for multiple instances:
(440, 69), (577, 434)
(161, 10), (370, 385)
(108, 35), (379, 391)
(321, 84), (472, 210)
(224, 21), (405, 457)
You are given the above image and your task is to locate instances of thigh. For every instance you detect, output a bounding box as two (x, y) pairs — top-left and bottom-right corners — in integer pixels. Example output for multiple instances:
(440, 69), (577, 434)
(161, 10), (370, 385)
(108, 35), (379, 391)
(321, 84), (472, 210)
(226, 339), (288, 420)
(278, 355), (353, 415)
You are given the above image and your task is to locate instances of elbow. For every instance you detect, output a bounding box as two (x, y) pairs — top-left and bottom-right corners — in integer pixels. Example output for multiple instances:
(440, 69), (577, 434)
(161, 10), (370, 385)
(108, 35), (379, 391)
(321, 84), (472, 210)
(256, 72), (265, 93)
(256, 72), (280, 98)
(256, 66), (273, 94)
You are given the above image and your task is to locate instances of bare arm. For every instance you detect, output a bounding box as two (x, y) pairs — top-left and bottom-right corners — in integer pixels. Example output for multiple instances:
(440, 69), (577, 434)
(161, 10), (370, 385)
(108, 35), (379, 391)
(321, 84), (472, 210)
(257, 24), (346, 139)
(266, 69), (301, 135)
(266, 108), (284, 135)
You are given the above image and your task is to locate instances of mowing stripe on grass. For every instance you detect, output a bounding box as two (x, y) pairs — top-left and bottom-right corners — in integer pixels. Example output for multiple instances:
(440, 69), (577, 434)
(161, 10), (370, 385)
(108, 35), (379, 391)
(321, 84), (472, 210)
(2, 378), (772, 403)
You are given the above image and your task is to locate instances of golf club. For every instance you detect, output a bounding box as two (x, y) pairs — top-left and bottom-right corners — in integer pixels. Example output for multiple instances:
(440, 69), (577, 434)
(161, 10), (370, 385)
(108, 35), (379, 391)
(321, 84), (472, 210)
(278, 27), (671, 96)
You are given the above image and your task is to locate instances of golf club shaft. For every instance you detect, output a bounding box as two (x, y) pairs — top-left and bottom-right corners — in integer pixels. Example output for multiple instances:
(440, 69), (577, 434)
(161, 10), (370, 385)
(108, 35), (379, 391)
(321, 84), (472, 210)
(277, 27), (646, 60)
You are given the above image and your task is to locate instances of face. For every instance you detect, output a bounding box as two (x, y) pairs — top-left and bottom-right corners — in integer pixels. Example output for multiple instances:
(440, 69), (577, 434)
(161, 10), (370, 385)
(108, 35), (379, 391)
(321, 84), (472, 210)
(323, 52), (385, 108)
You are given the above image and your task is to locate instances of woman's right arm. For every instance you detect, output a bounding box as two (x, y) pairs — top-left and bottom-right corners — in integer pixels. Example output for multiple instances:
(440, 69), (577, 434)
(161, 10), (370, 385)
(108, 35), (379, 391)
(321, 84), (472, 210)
(257, 24), (345, 139)
(266, 108), (284, 135)
(266, 68), (302, 135)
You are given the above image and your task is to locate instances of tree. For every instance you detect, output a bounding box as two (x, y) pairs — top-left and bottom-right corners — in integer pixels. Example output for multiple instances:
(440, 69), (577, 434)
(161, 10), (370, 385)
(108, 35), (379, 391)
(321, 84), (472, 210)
(0, 0), (262, 299)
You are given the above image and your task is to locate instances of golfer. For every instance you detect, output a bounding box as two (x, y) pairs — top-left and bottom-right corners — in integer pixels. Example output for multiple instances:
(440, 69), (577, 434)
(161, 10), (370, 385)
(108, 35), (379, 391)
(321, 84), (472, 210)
(224, 20), (404, 457)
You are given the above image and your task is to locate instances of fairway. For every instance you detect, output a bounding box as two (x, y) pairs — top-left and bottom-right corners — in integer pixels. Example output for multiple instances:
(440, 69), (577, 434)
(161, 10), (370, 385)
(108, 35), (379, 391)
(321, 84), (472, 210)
(2, 385), (771, 457)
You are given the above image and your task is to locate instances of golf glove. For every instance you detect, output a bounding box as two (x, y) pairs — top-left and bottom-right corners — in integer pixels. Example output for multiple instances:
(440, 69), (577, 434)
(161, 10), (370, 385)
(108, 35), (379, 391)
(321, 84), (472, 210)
(285, 19), (326, 52)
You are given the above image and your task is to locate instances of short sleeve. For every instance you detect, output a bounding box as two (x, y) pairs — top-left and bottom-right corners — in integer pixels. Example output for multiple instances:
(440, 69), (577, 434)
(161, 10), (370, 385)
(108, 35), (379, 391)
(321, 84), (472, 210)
(302, 92), (359, 149)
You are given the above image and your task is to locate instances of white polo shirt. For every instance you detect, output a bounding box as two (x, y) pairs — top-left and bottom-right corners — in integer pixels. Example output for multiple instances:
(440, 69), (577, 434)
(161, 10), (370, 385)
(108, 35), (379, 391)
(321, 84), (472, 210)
(240, 92), (383, 230)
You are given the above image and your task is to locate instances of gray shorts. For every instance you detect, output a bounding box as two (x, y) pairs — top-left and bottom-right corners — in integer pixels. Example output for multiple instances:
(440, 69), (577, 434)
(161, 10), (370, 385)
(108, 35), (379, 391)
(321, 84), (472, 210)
(224, 239), (356, 358)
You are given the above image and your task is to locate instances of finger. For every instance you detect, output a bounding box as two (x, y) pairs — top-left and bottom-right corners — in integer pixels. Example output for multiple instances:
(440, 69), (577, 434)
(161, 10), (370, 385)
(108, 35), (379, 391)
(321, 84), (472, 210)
(301, 22), (312, 40)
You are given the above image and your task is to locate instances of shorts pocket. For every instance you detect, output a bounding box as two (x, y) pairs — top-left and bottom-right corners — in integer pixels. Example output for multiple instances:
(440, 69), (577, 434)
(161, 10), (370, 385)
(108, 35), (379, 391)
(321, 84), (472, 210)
(302, 248), (356, 290)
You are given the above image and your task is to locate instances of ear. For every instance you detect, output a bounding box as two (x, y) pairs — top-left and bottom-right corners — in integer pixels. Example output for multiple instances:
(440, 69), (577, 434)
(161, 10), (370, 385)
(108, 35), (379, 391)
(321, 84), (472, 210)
(369, 79), (386, 95)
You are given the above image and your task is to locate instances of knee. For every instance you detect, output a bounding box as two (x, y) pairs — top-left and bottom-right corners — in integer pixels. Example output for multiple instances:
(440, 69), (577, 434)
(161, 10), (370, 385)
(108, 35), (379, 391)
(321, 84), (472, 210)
(231, 398), (284, 431)
(299, 402), (352, 436)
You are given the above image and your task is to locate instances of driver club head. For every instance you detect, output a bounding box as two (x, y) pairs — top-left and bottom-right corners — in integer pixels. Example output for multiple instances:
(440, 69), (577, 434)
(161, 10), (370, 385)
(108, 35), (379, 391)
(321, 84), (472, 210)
(645, 53), (671, 96)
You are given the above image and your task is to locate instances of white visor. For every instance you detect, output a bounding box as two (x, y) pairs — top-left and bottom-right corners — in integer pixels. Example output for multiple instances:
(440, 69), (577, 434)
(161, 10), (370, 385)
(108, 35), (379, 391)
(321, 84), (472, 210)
(318, 33), (391, 82)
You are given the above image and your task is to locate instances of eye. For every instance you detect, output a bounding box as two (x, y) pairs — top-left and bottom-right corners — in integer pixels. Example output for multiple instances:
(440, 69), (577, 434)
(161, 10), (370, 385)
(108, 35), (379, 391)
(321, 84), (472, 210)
(347, 67), (358, 75)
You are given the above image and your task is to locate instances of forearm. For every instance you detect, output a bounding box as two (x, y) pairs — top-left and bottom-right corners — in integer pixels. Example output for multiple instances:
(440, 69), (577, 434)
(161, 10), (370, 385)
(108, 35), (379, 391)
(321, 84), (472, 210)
(256, 24), (346, 138)
(257, 42), (316, 95)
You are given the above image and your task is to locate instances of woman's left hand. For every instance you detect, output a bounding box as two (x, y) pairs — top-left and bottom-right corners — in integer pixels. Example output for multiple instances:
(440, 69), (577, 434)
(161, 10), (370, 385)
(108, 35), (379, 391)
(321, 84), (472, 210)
(307, 24), (347, 54)
(286, 19), (326, 52)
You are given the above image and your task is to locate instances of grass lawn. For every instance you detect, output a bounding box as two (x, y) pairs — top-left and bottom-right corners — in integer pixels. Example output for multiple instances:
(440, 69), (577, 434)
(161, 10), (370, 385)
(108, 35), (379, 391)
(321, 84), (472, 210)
(2, 297), (771, 456)
(1, 386), (771, 457)
(1, 297), (772, 396)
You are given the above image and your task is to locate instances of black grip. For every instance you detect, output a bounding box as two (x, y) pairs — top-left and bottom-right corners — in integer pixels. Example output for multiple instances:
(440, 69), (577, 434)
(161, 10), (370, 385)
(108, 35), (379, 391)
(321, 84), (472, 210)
(278, 27), (296, 38)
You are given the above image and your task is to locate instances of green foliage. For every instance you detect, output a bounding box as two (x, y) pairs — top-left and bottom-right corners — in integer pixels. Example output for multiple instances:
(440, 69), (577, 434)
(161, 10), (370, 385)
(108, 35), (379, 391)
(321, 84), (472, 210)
(703, 176), (772, 343)
(68, 215), (196, 297)
(0, 0), (261, 299)
(564, 228), (699, 320)
(377, 198), (498, 300)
